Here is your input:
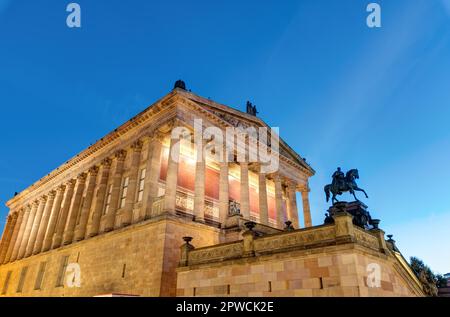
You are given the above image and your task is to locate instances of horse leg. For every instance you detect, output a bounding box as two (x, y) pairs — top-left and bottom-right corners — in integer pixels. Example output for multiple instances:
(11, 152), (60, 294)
(332, 193), (338, 204)
(355, 187), (369, 198)
(351, 190), (359, 202)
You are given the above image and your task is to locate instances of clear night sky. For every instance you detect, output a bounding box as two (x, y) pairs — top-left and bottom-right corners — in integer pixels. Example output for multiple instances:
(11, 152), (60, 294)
(0, 0), (449, 273)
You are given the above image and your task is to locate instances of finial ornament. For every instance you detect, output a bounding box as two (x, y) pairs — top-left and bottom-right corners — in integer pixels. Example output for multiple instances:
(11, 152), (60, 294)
(284, 221), (295, 231)
(174, 80), (186, 90)
(244, 221), (256, 231)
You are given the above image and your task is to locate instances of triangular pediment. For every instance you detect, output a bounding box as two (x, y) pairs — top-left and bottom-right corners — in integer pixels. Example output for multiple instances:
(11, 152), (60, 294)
(179, 92), (314, 175)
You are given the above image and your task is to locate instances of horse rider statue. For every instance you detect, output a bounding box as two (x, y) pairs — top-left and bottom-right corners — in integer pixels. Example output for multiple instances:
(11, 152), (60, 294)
(324, 167), (369, 204)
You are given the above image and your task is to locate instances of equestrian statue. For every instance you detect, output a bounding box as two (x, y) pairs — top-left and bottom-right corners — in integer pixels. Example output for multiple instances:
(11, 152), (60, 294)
(324, 167), (369, 204)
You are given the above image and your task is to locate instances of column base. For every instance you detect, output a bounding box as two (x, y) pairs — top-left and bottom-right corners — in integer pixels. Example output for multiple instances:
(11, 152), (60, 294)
(193, 217), (205, 223)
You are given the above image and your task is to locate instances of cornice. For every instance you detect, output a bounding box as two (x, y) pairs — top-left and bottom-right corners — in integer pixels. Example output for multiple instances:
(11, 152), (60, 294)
(6, 88), (315, 211)
(6, 91), (178, 209)
(178, 96), (314, 178)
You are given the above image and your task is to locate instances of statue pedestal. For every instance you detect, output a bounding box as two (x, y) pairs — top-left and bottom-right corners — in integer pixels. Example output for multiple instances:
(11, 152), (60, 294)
(325, 201), (377, 229)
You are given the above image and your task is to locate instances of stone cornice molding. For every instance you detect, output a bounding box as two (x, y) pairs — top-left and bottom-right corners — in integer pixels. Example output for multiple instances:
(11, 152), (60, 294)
(6, 89), (313, 211)
(179, 90), (314, 175)
(6, 90), (177, 208)
(178, 97), (314, 178)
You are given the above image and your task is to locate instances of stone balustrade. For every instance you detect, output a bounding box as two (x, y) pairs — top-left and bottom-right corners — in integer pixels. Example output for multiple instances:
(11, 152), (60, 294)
(180, 212), (388, 267)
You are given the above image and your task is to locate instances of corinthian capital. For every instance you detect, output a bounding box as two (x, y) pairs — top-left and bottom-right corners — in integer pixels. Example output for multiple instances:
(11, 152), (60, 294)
(66, 179), (76, 187)
(47, 190), (56, 199)
(77, 172), (87, 181)
(101, 158), (112, 167)
(88, 166), (99, 175)
(149, 131), (166, 143)
(131, 140), (144, 151)
(115, 149), (127, 161)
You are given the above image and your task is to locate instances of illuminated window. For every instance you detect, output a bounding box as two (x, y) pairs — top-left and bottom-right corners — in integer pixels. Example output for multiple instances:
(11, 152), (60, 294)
(137, 168), (146, 202)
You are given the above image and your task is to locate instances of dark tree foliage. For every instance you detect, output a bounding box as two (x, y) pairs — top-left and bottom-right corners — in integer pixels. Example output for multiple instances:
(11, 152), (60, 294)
(410, 256), (439, 296)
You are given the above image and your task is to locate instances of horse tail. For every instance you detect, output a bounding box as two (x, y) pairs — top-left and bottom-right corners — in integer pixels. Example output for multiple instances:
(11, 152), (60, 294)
(324, 185), (330, 202)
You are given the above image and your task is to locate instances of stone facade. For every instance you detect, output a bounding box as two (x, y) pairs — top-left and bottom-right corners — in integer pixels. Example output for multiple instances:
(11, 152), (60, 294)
(0, 86), (423, 297)
(176, 213), (424, 297)
(0, 216), (219, 296)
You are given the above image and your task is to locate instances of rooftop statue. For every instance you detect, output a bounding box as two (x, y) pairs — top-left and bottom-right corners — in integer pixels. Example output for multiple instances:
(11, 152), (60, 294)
(324, 167), (369, 204)
(246, 101), (258, 116)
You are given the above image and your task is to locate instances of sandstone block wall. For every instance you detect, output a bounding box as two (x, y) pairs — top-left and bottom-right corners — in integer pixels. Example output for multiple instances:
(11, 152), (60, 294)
(0, 216), (220, 297)
(176, 245), (421, 297)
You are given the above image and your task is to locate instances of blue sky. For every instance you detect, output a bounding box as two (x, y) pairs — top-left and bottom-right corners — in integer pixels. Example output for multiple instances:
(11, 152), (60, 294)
(0, 0), (449, 273)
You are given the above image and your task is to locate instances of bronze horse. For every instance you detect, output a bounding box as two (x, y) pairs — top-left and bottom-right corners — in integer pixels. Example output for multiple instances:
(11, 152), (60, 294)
(324, 169), (368, 204)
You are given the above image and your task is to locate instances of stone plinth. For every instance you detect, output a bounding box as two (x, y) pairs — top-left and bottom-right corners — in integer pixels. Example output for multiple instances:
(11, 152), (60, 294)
(325, 201), (378, 229)
(176, 213), (425, 297)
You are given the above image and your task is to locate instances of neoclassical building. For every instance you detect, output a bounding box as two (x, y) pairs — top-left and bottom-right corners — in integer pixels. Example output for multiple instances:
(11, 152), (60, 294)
(0, 83), (424, 297)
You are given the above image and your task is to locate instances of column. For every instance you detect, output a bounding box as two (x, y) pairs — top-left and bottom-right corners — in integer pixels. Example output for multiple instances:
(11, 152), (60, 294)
(0, 216), (10, 256)
(11, 206), (31, 261)
(240, 162), (250, 219)
(63, 173), (87, 245)
(301, 189), (312, 228)
(104, 150), (127, 232)
(0, 213), (17, 263)
(33, 191), (56, 255)
(273, 174), (284, 229)
(122, 140), (143, 226)
(193, 139), (205, 223)
(42, 185), (65, 252)
(143, 135), (163, 220)
(52, 179), (75, 249)
(163, 135), (180, 215)
(258, 166), (269, 226)
(4, 210), (23, 263)
(87, 162), (110, 238)
(287, 182), (299, 229)
(17, 201), (38, 259)
(218, 160), (229, 227)
(25, 197), (46, 257)
(0, 214), (11, 262)
(75, 166), (99, 240)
